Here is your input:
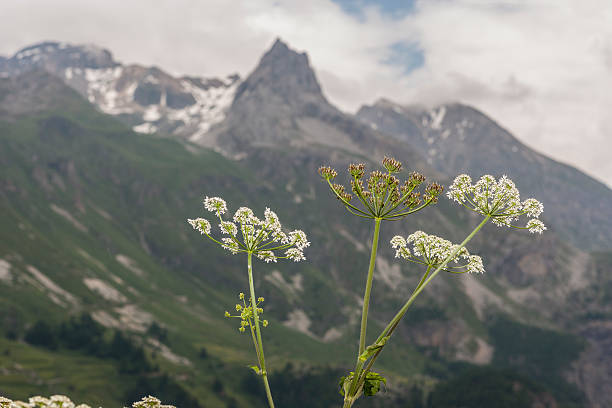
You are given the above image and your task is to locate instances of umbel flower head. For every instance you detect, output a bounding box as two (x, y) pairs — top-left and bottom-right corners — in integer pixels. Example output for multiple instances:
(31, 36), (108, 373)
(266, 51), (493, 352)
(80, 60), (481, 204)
(318, 156), (443, 220)
(0, 395), (172, 408)
(132, 396), (176, 408)
(391, 231), (485, 274)
(188, 197), (309, 262)
(225, 292), (269, 332)
(447, 174), (546, 233)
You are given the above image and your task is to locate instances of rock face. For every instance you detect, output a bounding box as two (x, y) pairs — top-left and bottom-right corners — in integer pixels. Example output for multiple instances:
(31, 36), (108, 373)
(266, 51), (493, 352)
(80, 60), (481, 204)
(208, 39), (430, 175)
(0, 41), (240, 141)
(357, 99), (612, 252)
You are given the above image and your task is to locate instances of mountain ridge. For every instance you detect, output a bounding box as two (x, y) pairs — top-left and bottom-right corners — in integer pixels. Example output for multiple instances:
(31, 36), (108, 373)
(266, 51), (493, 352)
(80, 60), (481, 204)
(357, 98), (612, 251)
(1, 38), (611, 407)
(0, 41), (240, 141)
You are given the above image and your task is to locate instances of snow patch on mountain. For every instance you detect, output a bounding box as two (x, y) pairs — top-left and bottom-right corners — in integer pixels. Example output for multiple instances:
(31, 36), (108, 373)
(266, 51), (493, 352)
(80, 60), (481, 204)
(3, 41), (240, 142)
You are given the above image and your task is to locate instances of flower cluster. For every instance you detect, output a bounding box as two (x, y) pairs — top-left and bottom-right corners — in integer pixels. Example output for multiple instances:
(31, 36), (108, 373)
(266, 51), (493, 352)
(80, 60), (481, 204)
(132, 396), (175, 408)
(391, 231), (485, 274)
(318, 157), (443, 220)
(447, 174), (546, 233)
(0, 396), (174, 408)
(225, 292), (268, 332)
(188, 197), (309, 262)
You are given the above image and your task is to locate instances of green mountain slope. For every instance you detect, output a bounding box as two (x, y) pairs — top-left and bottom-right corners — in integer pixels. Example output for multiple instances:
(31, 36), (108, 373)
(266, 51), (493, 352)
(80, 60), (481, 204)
(0, 67), (595, 407)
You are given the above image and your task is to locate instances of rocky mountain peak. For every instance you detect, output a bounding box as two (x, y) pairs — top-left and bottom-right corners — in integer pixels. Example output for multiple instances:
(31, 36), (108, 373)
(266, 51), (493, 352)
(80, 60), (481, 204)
(233, 38), (326, 107)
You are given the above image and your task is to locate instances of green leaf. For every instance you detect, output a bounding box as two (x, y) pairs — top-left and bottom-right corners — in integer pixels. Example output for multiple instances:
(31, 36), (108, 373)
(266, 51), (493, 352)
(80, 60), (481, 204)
(338, 372), (355, 396)
(363, 371), (387, 397)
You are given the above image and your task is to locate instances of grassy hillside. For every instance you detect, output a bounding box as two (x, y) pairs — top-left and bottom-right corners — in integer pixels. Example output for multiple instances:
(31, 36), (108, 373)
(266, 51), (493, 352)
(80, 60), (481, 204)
(0, 75), (589, 407)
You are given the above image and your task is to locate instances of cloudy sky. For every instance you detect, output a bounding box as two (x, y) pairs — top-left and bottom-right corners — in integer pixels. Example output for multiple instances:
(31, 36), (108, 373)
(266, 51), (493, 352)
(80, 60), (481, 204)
(1, 0), (611, 187)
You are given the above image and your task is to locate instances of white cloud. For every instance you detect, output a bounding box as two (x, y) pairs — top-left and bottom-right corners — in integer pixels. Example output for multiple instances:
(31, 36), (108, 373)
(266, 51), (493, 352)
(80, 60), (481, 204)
(1, 0), (610, 186)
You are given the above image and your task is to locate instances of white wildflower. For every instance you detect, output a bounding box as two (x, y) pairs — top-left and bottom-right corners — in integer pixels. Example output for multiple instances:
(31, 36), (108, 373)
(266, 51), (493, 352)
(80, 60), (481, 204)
(285, 248), (306, 262)
(0, 397), (94, 408)
(219, 221), (238, 236)
(446, 174), (473, 203)
(257, 250), (277, 263)
(390, 235), (410, 258)
(203, 196), (227, 216)
(190, 199), (309, 260)
(187, 218), (211, 235)
(264, 207), (281, 231)
(9, 401), (32, 408)
(447, 174), (545, 233)
(221, 238), (240, 254)
(526, 219), (547, 234)
(522, 198), (544, 218)
(50, 396), (74, 408)
(288, 230), (310, 250)
(28, 397), (51, 408)
(390, 235), (406, 249)
(133, 396), (161, 408)
(394, 231), (485, 274)
(467, 255), (485, 274)
(233, 207), (258, 224)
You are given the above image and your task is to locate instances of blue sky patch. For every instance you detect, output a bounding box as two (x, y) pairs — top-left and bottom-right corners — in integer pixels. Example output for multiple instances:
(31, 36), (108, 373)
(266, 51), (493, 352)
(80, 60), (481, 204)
(383, 42), (425, 75)
(332, 0), (416, 20)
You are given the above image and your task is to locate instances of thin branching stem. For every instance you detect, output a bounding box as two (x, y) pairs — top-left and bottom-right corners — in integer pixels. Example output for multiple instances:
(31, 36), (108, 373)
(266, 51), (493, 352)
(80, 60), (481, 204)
(247, 252), (275, 408)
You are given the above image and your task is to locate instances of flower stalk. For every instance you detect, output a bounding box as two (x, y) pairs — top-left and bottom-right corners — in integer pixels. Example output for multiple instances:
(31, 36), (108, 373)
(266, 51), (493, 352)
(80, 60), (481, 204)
(319, 158), (444, 407)
(358, 217), (381, 356)
(188, 197), (309, 408)
(247, 252), (275, 408)
(348, 216), (491, 401)
(332, 173), (546, 408)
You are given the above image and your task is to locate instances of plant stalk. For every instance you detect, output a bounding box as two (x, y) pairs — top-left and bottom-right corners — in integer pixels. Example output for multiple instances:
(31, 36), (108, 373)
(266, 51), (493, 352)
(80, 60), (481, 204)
(247, 252), (275, 408)
(352, 215), (491, 396)
(359, 217), (382, 355)
(345, 217), (382, 406)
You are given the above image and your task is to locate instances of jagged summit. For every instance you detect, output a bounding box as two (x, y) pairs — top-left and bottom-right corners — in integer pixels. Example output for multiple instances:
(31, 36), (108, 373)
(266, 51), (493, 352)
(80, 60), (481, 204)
(210, 39), (430, 173)
(234, 38), (326, 107)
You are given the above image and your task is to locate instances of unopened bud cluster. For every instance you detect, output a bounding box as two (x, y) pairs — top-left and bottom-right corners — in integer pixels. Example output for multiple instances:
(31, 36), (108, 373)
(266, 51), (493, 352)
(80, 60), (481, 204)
(318, 157), (443, 219)
(225, 292), (268, 332)
(188, 197), (309, 261)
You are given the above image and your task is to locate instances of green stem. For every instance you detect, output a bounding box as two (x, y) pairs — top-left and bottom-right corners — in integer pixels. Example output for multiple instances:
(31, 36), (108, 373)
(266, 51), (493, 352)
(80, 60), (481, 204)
(353, 215), (491, 400)
(247, 252), (275, 408)
(359, 217), (382, 355)
(345, 217), (382, 404)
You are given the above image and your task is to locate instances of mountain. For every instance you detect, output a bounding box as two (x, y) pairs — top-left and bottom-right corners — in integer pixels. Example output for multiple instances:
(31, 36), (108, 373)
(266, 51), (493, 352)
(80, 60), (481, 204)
(0, 41), (240, 141)
(208, 39), (433, 174)
(1, 38), (611, 407)
(357, 100), (612, 252)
